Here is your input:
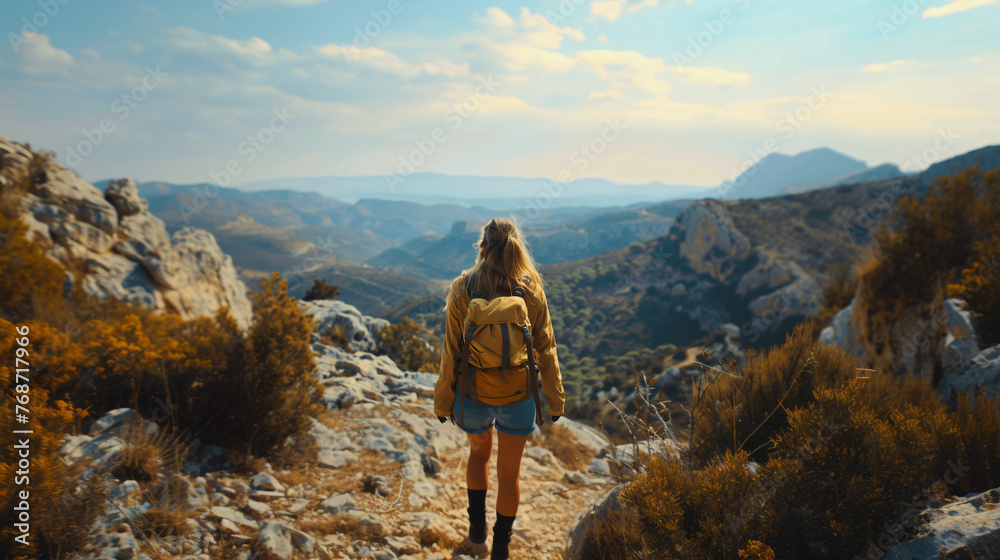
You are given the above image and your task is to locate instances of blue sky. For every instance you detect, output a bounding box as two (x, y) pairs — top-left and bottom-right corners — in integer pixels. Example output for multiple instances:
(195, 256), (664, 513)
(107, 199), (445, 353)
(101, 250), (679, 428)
(1, 0), (998, 188)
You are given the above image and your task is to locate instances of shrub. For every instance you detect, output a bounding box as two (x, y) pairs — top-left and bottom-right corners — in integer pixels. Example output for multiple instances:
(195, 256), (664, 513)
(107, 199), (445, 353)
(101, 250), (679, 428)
(134, 475), (197, 537)
(0, 213), (67, 323)
(109, 421), (189, 483)
(320, 323), (352, 352)
(855, 167), (1000, 369)
(583, 324), (1000, 560)
(202, 273), (321, 456)
(303, 278), (341, 301)
(948, 234), (1000, 346)
(694, 325), (855, 464)
(954, 393), (1000, 495)
(377, 317), (441, 373)
(0, 319), (100, 560)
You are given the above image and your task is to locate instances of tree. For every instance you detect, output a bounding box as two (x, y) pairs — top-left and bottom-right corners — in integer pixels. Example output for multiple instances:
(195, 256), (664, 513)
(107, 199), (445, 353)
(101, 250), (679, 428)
(303, 278), (341, 301)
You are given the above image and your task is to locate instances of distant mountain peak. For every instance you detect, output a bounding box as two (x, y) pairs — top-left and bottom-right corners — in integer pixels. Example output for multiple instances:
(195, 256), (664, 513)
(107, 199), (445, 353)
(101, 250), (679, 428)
(724, 147), (868, 199)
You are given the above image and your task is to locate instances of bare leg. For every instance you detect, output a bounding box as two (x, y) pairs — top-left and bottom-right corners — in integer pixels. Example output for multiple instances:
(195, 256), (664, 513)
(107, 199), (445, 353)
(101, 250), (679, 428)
(467, 429), (493, 491)
(495, 431), (530, 517)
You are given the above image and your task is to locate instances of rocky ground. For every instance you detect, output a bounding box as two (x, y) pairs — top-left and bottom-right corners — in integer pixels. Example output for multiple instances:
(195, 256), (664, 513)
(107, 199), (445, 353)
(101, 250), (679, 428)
(60, 301), (619, 560)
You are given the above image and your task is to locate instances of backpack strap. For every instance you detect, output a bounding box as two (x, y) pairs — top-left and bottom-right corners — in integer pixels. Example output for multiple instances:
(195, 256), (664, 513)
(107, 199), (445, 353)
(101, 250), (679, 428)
(458, 323), (476, 426)
(522, 326), (544, 427)
(471, 289), (488, 300)
(500, 324), (510, 371)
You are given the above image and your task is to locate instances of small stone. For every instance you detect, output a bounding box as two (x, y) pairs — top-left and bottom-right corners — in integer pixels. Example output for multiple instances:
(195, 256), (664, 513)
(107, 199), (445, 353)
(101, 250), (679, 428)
(319, 493), (356, 515)
(251, 472), (285, 492)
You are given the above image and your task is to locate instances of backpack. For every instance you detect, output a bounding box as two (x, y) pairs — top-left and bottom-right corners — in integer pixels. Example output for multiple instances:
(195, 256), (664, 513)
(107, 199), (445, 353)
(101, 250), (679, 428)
(452, 287), (545, 427)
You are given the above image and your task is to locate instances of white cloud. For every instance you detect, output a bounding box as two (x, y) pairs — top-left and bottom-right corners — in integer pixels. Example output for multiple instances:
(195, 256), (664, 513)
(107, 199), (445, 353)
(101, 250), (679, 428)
(598, 34), (609, 43)
(17, 34), (73, 75)
(588, 89), (623, 100)
(467, 7), (582, 72)
(863, 60), (912, 73)
(590, 0), (660, 21)
(591, 1), (623, 21)
(670, 65), (750, 87)
(317, 44), (470, 77)
(168, 27), (275, 62)
(923, 0), (996, 18)
(576, 49), (670, 96)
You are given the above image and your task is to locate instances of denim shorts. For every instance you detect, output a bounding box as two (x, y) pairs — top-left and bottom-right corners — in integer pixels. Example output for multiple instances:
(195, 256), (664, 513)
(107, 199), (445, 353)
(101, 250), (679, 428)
(453, 388), (537, 436)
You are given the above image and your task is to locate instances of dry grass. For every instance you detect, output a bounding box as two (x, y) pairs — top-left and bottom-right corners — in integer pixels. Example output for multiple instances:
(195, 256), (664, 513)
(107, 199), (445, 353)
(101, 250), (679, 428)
(535, 424), (595, 471)
(319, 323), (352, 352)
(299, 514), (386, 543)
(110, 422), (189, 483)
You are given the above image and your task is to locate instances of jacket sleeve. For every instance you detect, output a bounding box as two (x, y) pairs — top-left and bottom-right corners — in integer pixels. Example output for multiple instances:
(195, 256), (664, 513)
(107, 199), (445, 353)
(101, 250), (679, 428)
(434, 280), (464, 417)
(532, 287), (566, 417)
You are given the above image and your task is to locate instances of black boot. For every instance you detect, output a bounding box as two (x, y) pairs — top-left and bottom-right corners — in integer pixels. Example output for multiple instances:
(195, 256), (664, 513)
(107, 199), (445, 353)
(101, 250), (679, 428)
(491, 513), (515, 560)
(467, 489), (488, 544)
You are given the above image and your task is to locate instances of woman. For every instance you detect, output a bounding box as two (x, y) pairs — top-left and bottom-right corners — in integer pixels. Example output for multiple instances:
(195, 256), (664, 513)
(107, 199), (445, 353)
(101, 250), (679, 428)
(434, 217), (565, 560)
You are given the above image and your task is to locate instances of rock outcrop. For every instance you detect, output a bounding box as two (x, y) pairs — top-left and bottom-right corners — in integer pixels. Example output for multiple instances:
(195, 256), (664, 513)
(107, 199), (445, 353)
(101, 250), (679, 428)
(882, 488), (1000, 559)
(0, 134), (252, 328)
(300, 299), (390, 353)
(651, 199), (822, 340)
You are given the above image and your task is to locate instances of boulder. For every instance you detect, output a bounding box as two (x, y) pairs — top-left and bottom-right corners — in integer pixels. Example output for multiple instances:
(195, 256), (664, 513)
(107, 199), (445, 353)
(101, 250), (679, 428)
(565, 486), (624, 559)
(104, 178), (147, 217)
(300, 299), (389, 353)
(939, 344), (1000, 407)
(882, 488), (1000, 559)
(158, 227), (253, 329)
(942, 298), (981, 378)
(255, 522), (293, 560)
(31, 165), (119, 233)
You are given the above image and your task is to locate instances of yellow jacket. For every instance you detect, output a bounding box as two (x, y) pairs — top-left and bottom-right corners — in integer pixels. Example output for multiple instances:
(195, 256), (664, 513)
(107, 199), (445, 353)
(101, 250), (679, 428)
(434, 275), (566, 418)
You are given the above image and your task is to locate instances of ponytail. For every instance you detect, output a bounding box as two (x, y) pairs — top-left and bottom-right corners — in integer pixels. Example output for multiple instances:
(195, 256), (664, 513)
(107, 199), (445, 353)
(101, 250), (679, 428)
(464, 217), (543, 298)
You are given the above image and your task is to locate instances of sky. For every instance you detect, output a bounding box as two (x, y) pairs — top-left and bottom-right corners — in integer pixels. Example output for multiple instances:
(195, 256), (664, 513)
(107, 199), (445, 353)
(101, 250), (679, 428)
(1, 0), (998, 190)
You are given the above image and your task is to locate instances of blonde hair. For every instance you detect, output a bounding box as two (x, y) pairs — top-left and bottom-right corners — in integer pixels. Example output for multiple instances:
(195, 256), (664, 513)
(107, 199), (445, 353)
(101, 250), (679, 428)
(463, 217), (544, 298)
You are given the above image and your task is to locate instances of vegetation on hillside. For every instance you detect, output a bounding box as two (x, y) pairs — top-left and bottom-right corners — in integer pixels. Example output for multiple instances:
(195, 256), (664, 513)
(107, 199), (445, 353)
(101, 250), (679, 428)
(580, 326), (1000, 559)
(854, 167), (1000, 375)
(0, 156), (324, 557)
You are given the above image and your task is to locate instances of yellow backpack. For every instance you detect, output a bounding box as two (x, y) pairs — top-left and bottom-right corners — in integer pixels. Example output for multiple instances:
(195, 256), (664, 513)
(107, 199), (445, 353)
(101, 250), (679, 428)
(453, 287), (545, 427)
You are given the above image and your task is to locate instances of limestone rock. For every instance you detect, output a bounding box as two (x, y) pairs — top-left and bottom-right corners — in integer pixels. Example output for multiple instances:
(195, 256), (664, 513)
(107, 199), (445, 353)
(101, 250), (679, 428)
(255, 522), (293, 560)
(939, 344), (1000, 407)
(104, 178), (147, 217)
(674, 199), (752, 283)
(0, 135), (253, 329)
(883, 488), (1000, 559)
(300, 299), (389, 353)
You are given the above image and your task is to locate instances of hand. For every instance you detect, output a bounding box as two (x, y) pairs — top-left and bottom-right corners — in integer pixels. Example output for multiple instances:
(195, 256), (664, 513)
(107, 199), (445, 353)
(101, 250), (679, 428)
(551, 415), (561, 423)
(438, 416), (448, 423)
